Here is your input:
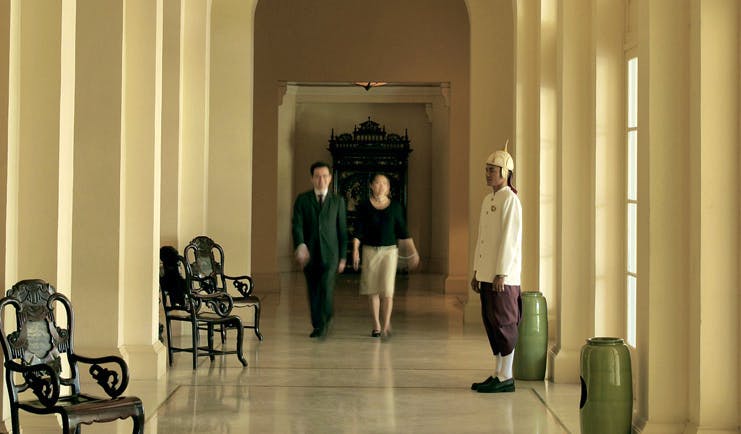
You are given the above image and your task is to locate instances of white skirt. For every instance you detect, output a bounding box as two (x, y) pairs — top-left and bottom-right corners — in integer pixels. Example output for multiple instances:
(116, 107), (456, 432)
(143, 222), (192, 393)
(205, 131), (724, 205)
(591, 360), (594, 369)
(360, 245), (398, 297)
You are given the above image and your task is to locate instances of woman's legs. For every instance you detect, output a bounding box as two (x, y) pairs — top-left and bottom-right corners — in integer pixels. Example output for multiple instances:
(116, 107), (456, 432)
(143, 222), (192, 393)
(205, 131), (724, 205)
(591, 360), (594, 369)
(381, 296), (393, 335)
(369, 294), (381, 331)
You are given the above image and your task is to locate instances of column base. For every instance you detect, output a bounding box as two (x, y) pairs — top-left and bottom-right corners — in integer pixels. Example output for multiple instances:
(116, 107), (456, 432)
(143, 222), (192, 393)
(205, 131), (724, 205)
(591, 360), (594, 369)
(120, 341), (167, 380)
(681, 422), (739, 434)
(252, 272), (281, 292)
(463, 288), (481, 324)
(632, 418), (689, 434)
(444, 274), (468, 294)
(548, 346), (580, 383)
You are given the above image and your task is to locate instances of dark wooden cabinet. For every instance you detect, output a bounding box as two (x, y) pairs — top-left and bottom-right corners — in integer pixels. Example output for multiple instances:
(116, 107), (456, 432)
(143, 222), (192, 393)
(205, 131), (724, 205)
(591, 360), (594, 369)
(328, 118), (412, 265)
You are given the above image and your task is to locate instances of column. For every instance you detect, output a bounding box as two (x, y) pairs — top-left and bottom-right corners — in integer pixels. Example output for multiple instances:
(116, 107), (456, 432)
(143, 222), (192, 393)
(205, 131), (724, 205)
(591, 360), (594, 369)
(118, 0), (167, 380)
(208, 0), (256, 276)
(686, 1), (739, 432)
(72, 0), (123, 355)
(593, 0), (625, 337)
(160, 0), (181, 247)
(10, 0), (62, 284)
(463, 0), (515, 321)
(515, 0), (540, 294)
(539, 0), (558, 338)
(178, 0), (210, 244)
(550, 0), (596, 383)
(635, 0), (691, 431)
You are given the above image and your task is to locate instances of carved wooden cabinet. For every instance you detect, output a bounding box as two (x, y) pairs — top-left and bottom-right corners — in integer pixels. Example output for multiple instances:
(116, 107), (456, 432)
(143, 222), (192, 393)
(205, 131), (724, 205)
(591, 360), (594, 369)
(328, 118), (412, 265)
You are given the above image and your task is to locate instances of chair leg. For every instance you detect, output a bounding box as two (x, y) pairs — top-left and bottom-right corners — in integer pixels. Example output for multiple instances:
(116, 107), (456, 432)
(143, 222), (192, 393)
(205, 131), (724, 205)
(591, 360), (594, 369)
(220, 324), (227, 344)
(131, 404), (145, 434)
(207, 324), (215, 361)
(236, 320), (248, 367)
(10, 408), (19, 434)
(165, 319), (174, 366)
(253, 303), (263, 341)
(191, 322), (199, 370)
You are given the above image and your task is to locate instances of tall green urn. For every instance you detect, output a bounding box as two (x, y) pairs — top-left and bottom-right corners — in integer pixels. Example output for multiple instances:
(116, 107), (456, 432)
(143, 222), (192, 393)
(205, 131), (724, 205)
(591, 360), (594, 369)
(513, 291), (548, 380)
(580, 337), (633, 434)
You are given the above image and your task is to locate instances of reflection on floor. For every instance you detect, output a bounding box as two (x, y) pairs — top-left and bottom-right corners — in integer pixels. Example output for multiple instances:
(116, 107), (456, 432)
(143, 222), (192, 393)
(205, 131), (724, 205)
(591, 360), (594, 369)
(18, 273), (581, 434)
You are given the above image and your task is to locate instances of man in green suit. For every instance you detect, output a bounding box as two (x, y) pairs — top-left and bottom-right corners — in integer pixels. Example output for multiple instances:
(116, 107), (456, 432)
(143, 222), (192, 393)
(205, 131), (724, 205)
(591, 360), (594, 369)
(292, 161), (348, 338)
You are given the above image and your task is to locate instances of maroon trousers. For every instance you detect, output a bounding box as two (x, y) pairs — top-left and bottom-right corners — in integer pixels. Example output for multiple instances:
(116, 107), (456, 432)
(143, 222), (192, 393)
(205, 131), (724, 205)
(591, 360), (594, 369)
(479, 283), (522, 356)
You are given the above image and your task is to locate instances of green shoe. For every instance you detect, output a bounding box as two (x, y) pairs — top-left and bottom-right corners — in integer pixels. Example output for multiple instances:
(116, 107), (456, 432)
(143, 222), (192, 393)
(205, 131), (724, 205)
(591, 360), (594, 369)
(471, 376), (498, 390)
(477, 378), (515, 393)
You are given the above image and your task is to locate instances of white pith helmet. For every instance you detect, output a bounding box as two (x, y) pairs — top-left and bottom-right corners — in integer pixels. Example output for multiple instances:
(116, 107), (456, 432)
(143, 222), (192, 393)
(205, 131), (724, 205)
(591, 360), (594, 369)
(486, 139), (514, 178)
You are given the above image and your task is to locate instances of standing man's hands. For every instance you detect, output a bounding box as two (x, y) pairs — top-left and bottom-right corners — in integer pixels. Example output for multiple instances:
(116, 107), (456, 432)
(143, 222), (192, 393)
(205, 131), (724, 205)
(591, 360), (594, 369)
(471, 272), (480, 293)
(295, 244), (310, 267)
(493, 275), (505, 292)
(338, 259), (346, 273)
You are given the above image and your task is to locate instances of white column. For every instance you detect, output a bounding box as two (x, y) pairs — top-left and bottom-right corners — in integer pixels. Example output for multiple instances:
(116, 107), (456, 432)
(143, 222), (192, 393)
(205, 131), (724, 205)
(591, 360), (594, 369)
(178, 0), (211, 244)
(593, 0), (625, 337)
(550, 0), (596, 383)
(635, 0), (691, 431)
(11, 0), (62, 283)
(160, 0), (182, 247)
(539, 0), (558, 338)
(515, 0), (540, 294)
(685, 1), (739, 432)
(208, 0), (256, 275)
(71, 0), (123, 355)
(118, 0), (167, 380)
(463, 0), (515, 322)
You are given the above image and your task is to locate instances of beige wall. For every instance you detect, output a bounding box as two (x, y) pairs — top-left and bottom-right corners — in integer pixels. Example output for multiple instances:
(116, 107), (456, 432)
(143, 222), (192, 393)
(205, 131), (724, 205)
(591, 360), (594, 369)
(287, 102), (436, 273)
(253, 0), (470, 291)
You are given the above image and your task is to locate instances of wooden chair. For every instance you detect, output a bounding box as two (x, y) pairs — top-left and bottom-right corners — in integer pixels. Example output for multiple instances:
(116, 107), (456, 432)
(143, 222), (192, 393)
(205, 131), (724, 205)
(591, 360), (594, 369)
(0, 279), (144, 434)
(159, 246), (248, 369)
(183, 236), (263, 341)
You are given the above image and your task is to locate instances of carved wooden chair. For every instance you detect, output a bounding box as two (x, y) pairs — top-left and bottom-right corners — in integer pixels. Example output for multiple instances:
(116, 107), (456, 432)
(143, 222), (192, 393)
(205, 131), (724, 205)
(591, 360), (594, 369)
(0, 279), (144, 434)
(183, 236), (263, 341)
(159, 246), (248, 369)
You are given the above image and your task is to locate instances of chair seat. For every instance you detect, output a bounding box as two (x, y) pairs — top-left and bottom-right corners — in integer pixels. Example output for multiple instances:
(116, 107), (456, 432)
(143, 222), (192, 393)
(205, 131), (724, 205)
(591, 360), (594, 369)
(232, 295), (260, 307)
(20, 394), (142, 418)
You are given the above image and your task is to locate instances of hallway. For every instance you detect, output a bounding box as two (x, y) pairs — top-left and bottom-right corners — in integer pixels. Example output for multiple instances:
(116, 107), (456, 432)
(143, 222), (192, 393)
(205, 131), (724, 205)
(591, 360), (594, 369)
(22, 274), (580, 433)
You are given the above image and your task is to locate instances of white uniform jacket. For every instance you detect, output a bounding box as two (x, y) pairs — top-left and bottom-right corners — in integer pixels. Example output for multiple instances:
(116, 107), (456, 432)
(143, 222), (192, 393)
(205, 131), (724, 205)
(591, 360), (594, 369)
(473, 186), (522, 286)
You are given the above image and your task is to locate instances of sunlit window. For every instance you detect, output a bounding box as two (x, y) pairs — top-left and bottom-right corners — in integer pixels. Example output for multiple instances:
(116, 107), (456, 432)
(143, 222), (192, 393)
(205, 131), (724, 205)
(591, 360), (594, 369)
(626, 56), (638, 347)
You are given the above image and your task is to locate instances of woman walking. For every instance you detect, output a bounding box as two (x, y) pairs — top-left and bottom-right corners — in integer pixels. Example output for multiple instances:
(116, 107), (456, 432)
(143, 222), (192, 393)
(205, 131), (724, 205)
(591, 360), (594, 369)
(352, 174), (419, 337)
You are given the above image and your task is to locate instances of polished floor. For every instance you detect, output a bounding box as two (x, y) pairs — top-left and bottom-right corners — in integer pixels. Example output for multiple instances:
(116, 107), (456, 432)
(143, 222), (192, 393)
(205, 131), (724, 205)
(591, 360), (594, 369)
(18, 273), (581, 434)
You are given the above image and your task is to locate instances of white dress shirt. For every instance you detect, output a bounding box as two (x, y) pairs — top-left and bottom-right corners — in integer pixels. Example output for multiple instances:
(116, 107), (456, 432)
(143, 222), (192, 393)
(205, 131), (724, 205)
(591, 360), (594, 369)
(473, 186), (522, 285)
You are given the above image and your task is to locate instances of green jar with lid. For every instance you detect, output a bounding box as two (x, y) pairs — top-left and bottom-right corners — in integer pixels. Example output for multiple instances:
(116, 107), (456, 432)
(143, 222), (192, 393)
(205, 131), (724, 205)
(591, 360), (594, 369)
(513, 291), (548, 380)
(580, 337), (633, 434)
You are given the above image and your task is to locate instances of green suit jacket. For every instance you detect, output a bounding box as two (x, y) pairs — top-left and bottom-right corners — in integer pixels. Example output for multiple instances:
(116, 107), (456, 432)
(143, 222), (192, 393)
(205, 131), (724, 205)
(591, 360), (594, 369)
(292, 190), (348, 268)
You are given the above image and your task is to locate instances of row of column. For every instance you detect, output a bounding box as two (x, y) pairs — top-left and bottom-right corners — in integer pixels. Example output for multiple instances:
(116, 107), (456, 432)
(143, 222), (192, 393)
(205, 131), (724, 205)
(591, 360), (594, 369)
(469, 0), (739, 432)
(1, 0), (256, 384)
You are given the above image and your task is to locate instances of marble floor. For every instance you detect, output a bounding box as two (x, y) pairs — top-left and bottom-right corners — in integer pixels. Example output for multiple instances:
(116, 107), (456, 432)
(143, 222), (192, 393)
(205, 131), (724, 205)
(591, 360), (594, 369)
(17, 273), (581, 434)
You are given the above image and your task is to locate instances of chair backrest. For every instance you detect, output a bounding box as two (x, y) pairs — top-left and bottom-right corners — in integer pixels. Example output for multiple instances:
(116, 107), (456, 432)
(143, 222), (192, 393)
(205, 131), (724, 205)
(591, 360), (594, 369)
(0, 280), (79, 401)
(183, 236), (226, 289)
(159, 246), (191, 312)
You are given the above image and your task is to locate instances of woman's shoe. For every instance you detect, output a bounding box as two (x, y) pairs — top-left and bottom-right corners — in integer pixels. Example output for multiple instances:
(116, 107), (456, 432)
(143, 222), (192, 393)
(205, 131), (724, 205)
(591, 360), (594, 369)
(371, 330), (381, 337)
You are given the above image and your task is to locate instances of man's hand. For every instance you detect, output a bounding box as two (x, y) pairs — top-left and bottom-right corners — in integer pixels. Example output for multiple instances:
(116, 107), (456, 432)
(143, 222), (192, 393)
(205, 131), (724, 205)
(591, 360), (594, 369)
(470, 272), (480, 293)
(493, 275), (505, 292)
(338, 258), (346, 274)
(295, 244), (310, 267)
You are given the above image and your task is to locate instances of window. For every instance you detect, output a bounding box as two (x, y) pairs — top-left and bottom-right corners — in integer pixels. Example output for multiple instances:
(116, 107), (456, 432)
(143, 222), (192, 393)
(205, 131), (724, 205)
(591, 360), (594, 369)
(626, 56), (638, 347)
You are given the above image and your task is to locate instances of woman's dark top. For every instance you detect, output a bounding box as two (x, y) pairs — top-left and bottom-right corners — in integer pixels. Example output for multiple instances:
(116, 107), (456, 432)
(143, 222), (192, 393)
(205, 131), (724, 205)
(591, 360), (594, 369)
(354, 200), (410, 247)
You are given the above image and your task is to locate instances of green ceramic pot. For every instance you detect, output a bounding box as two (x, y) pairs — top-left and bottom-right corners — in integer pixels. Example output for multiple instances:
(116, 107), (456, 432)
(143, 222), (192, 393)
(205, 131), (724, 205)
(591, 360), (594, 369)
(580, 337), (633, 434)
(513, 291), (548, 380)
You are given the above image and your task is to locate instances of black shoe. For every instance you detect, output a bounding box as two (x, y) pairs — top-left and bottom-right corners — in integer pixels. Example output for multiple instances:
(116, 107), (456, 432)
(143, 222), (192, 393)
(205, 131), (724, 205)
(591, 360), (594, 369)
(371, 330), (381, 337)
(309, 328), (322, 338)
(477, 378), (515, 393)
(471, 376), (498, 390)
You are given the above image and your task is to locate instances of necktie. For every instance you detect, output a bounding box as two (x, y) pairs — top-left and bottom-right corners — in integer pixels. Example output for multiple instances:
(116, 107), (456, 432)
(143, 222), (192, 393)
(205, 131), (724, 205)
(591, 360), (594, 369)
(318, 194), (324, 207)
